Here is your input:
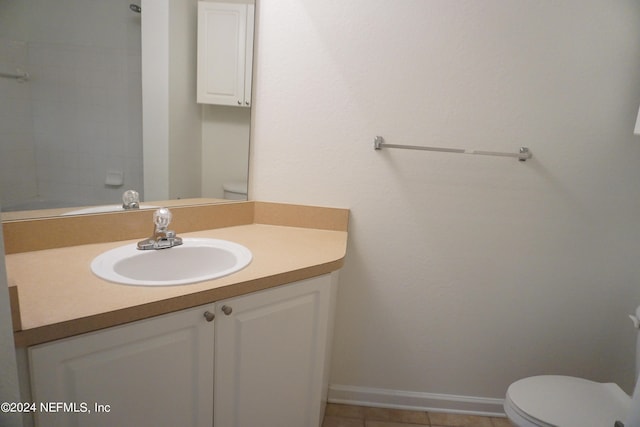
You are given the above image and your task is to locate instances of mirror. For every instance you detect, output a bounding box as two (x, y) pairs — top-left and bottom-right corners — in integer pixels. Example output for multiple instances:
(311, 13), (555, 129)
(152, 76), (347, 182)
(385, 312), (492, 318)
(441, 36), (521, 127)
(0, 0), (252, 220)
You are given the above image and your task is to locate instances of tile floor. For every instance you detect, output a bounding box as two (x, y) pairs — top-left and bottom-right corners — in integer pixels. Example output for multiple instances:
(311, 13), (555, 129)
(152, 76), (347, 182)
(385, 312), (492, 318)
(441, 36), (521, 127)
(322, 403), (514, 427)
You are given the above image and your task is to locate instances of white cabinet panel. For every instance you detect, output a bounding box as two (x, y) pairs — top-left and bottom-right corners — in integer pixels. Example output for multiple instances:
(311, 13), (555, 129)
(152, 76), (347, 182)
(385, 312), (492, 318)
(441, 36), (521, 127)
(197, 2), (254, 107)
(29, 305), (215, 427)
(214, 274), (336, 427)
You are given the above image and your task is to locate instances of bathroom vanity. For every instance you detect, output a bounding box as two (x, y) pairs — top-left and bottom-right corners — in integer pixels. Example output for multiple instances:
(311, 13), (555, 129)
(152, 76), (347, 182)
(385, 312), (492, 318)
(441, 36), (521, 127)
(3, 201), (348, 427)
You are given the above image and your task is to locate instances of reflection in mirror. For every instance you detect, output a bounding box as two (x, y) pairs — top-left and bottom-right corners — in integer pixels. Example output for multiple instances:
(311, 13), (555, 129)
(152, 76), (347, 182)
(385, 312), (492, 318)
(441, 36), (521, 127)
(0, 0), (252, 220)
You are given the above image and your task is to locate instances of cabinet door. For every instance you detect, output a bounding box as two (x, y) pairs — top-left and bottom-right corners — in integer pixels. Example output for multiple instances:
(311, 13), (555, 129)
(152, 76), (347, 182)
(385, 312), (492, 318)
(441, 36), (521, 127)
(29, 304), (215, 427)
(214, 275), (335, 427)
(197, 2), (253, 106)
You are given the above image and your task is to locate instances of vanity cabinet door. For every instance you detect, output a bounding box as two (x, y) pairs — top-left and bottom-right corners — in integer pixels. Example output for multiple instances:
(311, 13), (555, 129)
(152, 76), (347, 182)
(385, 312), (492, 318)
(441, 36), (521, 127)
(197, 1), (255, 107)
(214, 274), (337, 427)
(28, 304), (215, 427)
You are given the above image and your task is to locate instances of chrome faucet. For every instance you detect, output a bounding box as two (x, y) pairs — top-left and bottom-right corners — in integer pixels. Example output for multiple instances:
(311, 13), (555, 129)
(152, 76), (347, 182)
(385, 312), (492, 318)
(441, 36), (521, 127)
(122, 190), (140, 210)
(137, 208), (183, 250)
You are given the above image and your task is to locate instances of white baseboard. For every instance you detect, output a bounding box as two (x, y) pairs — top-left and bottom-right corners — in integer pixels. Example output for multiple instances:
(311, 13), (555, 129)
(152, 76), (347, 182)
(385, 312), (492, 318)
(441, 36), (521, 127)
(328, 384), (506, 417)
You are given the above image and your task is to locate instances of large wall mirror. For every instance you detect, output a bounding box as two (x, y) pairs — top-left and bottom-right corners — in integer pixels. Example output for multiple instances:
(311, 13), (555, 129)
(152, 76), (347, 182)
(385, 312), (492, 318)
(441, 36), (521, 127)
(0, 0), (252, 220)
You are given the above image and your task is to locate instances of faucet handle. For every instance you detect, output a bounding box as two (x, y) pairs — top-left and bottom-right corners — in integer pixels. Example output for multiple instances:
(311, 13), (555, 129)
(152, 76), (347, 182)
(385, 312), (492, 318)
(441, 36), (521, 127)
(137, 207), (181, 250)
(122, 190), (140, 209)
(153, 207), (173, 229)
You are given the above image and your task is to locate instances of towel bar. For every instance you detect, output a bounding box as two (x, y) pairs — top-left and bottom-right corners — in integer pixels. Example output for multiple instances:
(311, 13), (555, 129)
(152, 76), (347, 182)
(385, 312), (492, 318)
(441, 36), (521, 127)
(373, 136), (532, 162)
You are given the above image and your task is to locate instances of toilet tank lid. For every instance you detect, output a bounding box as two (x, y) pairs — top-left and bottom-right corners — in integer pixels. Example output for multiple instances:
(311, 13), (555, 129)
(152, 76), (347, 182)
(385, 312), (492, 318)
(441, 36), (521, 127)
(223, 181), (248, 194)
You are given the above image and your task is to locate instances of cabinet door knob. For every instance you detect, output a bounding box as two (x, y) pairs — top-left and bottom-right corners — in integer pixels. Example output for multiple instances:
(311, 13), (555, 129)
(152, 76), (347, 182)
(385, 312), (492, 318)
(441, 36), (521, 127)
(237, 100), (242, 105)
(221, 305), (233, 316)
(203, 311), (215, 322)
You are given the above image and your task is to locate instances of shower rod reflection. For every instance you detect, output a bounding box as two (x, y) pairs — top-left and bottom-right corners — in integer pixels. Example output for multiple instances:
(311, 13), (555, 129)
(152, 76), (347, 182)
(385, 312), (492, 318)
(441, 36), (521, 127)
(373, 136), (532, 162)
(0, 70), (29, 82)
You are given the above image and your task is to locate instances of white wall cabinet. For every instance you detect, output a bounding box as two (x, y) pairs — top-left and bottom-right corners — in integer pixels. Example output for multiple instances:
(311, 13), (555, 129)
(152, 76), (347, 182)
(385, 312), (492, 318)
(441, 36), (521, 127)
(28, 304), (216, 427)
(197, 1), (255, 107)
(214, 274), (337, 427)
(27, 273), (337, 427)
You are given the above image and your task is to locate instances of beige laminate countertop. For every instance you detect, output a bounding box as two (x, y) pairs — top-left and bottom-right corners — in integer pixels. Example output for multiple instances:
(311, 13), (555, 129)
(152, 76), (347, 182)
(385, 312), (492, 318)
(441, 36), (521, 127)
(4, 202), (349, 347)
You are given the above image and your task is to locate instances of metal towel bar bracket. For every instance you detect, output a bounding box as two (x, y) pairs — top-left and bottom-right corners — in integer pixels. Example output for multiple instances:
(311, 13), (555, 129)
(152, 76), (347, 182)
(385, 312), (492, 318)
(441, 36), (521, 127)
(373, 136), (532, 162)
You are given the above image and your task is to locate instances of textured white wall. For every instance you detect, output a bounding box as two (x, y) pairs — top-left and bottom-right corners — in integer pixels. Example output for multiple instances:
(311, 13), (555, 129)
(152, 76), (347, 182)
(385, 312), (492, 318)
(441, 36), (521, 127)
(169, 0), (202, 199)
(201, 105), (251, 198)
(250, 0), (640, 407)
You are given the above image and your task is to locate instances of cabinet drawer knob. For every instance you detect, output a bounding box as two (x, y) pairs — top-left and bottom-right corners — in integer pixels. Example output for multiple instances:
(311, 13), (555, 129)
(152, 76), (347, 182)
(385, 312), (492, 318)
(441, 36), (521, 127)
(203, 311), (215, 322)
(221, 305), (233, 316)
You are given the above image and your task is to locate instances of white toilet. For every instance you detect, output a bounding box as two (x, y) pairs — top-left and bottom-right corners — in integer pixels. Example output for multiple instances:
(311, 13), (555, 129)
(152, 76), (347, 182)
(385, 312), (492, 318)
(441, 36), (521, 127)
(504, 307), (640, 427)
(223, 181), (248, 200)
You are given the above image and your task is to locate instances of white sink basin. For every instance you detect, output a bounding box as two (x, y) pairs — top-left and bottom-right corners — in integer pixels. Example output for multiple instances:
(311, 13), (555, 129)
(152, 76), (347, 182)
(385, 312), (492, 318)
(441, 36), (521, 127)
(63, 204), (159, 216)
(91, 238), (252, 286)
